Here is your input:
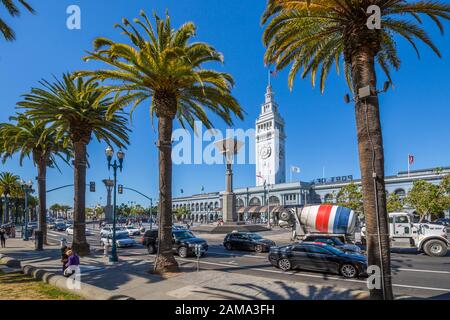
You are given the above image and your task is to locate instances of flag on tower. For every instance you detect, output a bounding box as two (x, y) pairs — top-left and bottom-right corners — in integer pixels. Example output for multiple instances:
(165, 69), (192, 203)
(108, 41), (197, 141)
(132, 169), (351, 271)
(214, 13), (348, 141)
(408, 154), (414, 176)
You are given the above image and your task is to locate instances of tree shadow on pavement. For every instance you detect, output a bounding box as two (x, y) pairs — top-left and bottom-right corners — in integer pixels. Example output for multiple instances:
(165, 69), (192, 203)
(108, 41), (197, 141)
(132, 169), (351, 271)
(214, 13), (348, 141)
(191, 281), (363, 300)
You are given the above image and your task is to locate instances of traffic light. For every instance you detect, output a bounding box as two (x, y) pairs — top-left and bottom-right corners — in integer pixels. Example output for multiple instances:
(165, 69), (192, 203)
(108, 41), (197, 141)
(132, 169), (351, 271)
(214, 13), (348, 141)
(118, 184), (123, 194)
(89, 181), (95, 192)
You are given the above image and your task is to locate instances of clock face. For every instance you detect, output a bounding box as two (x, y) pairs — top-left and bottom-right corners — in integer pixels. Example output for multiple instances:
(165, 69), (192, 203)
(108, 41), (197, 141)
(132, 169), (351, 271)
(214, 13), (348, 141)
(260, 145), (272, 159)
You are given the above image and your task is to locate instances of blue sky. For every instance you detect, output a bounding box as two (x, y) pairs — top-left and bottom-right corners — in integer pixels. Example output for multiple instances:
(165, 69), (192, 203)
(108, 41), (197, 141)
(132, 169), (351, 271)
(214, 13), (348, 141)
(0, 0), (449, 208)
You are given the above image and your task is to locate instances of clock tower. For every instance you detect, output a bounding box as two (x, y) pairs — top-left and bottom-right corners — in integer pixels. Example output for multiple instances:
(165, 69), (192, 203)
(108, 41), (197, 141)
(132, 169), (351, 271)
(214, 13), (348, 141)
(255, 85), (286, 186)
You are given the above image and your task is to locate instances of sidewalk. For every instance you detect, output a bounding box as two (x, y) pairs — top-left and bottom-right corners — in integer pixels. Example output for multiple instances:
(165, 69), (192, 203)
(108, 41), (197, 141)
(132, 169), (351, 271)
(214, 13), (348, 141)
(0, 237), (368, 300)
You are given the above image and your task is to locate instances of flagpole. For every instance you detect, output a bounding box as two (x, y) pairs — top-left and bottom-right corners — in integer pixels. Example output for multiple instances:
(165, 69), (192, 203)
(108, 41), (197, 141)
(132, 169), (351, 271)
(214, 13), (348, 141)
(407, 154), (410, 177)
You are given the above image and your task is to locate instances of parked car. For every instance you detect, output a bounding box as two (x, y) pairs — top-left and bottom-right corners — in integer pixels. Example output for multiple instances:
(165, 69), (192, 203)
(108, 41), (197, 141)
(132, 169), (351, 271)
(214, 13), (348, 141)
(268, 242), (367, 279)
(223, 232), (275, 253)
(141, 229), (208, 258)
(301, 234), (362, 253)
(432, 218), (450, 227)
(124, 225), (141, 236)
(101, 231), (135, 248)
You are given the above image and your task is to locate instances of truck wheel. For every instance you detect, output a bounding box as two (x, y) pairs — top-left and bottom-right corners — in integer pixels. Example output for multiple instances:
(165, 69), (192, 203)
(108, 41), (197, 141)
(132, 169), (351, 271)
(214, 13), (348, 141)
(147, 244), (156, 254)
(178, 246), (188, 258)
(278, 258), (291, 271)
(423, 240), (448, 257)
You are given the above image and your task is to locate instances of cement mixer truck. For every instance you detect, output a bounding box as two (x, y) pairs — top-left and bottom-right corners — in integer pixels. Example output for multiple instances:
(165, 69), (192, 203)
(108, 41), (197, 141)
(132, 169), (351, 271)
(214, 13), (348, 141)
(279, 205), (449, 257)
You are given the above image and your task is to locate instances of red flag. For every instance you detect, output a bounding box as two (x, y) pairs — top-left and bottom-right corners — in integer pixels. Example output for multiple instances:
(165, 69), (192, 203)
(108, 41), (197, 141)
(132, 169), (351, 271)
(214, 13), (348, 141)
(409, 155), (414, 165)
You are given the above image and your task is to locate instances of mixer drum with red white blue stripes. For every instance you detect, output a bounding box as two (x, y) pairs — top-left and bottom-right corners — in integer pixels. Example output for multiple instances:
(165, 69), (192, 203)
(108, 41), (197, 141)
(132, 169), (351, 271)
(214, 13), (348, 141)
(299, 205), (356, 234)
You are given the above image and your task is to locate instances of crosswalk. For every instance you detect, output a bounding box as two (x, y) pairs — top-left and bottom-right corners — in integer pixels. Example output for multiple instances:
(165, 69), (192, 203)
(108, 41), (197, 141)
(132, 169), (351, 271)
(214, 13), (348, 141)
(46, 228), (101, 245)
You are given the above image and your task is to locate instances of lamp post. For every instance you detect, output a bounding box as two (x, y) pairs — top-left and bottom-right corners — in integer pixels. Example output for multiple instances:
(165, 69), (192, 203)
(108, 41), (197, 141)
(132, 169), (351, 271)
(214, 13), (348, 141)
(105, 146), (124, 263)
(20, 180), (33, 241)
(149, 198), (153, 230)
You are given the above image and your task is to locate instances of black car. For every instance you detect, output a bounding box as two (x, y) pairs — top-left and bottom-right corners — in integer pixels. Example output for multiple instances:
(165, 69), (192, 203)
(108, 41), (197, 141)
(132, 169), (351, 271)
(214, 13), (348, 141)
(55, 223), (67, 231)
(432, 218), (450, 227)
(302, 234), (362, 254)
(141, 229), (208, 258)
(223, 232), (275, 253)
(268, 242), (367, 278)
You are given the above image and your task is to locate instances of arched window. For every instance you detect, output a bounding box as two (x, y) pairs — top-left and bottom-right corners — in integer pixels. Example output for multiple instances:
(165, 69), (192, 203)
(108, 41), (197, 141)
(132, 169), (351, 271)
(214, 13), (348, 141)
(195, 203), (199, 211)
(394, 189), (406, 197)
(249, 197), (261, 206)
(268, 196), (280, 205)
(237, 198), (245, 207)
(324, 194), (334, 203)
(214, 201), (219, 208)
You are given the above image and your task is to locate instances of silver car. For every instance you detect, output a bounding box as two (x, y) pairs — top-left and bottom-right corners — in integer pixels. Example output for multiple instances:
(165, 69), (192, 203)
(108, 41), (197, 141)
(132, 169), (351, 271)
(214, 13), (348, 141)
(101, 231), (135, 248)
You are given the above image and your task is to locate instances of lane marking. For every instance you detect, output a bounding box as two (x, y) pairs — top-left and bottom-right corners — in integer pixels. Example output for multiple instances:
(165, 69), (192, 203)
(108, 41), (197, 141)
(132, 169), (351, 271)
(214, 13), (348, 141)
(208, 250), (450, 275)
(177, 258), (450, 293)
(396, 268), (450, 275)
(207, 250), (267, 260)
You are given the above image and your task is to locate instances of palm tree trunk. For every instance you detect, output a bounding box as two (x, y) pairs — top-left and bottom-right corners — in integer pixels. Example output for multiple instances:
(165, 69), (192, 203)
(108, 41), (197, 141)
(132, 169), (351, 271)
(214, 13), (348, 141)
(37, 159), (47, 247)
(350, 47), (394, 300)
(5, 194), (9, 224)
(154, 114), (179, 273)
(72, 140), (90, 256)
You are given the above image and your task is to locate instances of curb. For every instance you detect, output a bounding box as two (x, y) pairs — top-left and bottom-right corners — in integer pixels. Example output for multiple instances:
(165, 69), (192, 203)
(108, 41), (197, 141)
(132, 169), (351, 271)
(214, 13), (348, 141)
(0, 254), (134, 300)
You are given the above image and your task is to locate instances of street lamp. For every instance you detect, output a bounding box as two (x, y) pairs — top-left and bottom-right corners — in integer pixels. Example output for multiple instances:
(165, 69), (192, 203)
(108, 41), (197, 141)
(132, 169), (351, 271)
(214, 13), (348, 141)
(105, 146), (125, 263)
(20, 179), (33, 241)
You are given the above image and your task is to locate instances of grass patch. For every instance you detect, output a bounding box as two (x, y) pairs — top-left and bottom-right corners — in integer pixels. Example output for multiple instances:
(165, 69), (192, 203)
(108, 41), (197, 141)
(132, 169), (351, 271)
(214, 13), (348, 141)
(0, 269), (83, 300)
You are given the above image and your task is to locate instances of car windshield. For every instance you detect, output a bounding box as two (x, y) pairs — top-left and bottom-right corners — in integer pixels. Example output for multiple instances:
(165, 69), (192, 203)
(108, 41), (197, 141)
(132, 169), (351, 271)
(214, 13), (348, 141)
(330, 237), (344, 245)
(174, 231), (195, 240)
(248, 234), (263, 240)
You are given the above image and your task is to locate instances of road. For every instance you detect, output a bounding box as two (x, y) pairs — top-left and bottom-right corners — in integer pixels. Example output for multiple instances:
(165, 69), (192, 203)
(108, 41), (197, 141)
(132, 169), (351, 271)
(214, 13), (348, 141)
(45, 225), (450, 299)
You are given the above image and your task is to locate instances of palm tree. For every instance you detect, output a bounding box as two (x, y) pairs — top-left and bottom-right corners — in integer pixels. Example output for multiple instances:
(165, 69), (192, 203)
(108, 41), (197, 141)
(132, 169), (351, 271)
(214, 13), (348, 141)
(0, 172), (20, 224)
(18, 74), (130, 256)
(1, 0), (35, 41)
(0, 114), (72, 246)
(261, 0), (450, 299)
(49, 203), (60, 218)
(76, 11), (243, 273)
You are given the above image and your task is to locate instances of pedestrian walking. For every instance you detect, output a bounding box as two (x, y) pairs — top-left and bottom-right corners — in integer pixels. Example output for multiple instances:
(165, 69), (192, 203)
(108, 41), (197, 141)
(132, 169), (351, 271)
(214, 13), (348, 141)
(0, 228), (6, 248)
